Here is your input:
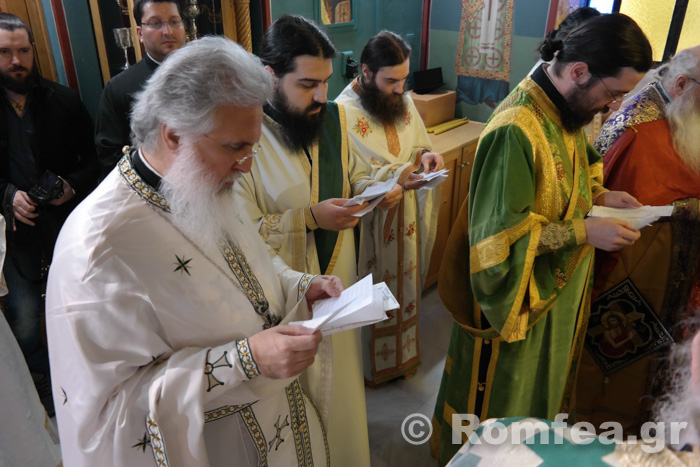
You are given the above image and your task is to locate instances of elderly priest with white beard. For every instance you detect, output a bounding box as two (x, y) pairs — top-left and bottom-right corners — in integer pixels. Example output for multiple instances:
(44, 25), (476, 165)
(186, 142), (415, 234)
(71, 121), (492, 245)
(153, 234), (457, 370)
(45, 36), (342, 466)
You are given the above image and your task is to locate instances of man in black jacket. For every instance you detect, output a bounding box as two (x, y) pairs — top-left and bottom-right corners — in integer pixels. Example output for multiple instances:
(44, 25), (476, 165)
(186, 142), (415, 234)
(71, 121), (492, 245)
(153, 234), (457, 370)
(0, 13), (98, 414)
(94, 0), (186, 176)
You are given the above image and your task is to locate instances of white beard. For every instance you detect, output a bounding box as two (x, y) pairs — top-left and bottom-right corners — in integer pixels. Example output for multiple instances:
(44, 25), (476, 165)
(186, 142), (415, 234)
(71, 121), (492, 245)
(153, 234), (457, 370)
(667, 92), (700, 174)
(158, 143), (263, 259)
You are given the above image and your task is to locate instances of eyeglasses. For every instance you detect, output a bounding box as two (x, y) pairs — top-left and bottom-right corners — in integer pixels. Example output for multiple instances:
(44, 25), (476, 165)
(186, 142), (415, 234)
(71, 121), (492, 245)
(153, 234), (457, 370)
(141, 19), (184, 30)
(203, 134), (262, 165)
(688, 76), (700, 86)
(235, 143), (262, 165)
(595, 75), (628, 104)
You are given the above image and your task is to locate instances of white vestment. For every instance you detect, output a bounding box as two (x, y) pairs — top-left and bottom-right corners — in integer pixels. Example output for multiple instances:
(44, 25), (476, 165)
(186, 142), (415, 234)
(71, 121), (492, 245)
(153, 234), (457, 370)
(0, 217), (62, 467)
(235, 103), (372, 466)
(47, 153), (329, 466)
(336, 80), (439, 384)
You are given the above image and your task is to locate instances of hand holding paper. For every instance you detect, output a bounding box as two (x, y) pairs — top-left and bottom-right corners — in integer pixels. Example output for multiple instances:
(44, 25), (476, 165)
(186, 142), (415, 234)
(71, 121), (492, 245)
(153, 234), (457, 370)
(290, 274), (398, 335)
(311, 198), (366, 230)
(344, 176), (399, 217)
(588, 205), (675, 230)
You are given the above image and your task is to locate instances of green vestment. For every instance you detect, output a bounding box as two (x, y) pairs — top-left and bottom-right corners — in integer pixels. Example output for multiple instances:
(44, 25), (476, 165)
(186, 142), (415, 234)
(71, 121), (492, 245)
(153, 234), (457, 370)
(431, 73), (607, 465)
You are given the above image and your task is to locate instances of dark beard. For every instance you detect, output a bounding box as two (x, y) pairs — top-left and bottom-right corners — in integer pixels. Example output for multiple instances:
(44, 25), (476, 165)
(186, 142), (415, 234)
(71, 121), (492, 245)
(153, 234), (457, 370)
(0, 64), (39, 95)
(269, 88), (326, 152)
(560, 84), (607, 133)
(358, 78), (407, 125)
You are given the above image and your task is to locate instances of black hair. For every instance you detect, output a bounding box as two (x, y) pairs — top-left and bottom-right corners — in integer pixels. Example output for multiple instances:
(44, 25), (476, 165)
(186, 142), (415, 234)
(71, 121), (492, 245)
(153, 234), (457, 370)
(133, 0), (183, 26)
(0, 13), (34, 44)
(544, 13), (653, 78)
(360, 30), (411, 74)
(538, 7), (600, 60)
(261, 14), (338, 78)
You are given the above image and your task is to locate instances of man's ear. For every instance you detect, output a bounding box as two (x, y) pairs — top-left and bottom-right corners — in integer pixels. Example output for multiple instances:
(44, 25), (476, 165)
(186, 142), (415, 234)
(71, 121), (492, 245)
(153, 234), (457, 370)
(673, 74), (692, 97)
(161, 124), (181, 151)
(569, 61), (592, 86)
(361, 63), (372, 82)
(264, 65), (279, 84)
(136, 26), (144, 44)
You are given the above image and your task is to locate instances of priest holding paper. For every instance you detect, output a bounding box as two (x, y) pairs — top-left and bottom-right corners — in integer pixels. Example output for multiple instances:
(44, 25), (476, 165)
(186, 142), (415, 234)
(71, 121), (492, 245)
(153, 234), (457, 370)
(431, 15), (651, 464)
(575, 45), (700, 435)
(336, 31), (444, 386)
(234, 15), (400, 467)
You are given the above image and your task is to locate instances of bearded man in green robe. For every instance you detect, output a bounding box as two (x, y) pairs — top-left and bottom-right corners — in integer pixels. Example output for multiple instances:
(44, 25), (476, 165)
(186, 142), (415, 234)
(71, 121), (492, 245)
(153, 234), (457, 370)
(431, 14), (653, 465)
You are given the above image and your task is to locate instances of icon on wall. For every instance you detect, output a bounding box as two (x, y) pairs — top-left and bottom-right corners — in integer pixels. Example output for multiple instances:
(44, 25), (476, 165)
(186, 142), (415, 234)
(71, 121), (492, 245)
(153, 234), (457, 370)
(321, 0), (352, 24)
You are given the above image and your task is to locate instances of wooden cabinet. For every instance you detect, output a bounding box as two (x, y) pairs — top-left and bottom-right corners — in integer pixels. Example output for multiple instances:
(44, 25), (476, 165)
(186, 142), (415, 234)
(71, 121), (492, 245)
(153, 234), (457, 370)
(424, 122), (484, 289)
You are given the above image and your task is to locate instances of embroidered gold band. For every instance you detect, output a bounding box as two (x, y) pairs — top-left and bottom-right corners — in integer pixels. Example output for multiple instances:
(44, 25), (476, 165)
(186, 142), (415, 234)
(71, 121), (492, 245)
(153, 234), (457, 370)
(304, 206), (319, 231)
(236, 338), (260, 379)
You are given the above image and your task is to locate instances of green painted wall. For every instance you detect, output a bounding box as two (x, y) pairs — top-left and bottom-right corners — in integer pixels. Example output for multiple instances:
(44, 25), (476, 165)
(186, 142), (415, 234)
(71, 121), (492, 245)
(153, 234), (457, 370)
(270, 1), (424, 100)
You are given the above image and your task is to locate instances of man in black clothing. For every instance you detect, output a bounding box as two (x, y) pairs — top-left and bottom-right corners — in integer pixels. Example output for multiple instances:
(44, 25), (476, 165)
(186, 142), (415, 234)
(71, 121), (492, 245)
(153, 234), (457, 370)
(0, 13), (98, 414)
(94, 0), (186, 175)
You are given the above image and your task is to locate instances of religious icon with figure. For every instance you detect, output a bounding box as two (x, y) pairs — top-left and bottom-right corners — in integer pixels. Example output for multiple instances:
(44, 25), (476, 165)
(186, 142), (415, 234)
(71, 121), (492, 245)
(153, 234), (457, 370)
(321, 0), (352, 24)
(585, 279), (673, 375)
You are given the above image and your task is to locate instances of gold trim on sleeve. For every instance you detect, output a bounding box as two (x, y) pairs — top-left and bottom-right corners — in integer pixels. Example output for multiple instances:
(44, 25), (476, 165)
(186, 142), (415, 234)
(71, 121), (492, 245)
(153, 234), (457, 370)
(572, 218), (587, 245)
(469, 212), (548, 274)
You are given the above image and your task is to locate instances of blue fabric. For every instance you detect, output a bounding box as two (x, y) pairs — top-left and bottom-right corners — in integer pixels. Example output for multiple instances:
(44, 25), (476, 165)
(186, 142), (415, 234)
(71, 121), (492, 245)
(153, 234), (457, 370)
(3, 236), (49, 374)
(456, 76), (510, 106)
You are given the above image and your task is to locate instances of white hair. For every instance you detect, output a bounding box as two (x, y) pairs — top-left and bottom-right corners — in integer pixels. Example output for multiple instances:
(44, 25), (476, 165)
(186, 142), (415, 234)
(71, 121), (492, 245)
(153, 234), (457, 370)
(661, 47), (700, 88)
(131, 36), (273, 152)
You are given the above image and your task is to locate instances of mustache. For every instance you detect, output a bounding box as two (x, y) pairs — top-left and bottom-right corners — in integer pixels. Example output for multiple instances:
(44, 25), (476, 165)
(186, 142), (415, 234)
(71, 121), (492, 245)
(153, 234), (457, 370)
(305, 102), (324, 113)
(9, 65), (28, 73)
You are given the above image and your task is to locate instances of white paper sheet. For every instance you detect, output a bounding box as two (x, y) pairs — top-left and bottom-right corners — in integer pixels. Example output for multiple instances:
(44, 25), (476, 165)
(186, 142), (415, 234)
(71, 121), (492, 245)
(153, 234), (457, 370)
(290, 275), (396, 335)
(588, 205), (675, 230)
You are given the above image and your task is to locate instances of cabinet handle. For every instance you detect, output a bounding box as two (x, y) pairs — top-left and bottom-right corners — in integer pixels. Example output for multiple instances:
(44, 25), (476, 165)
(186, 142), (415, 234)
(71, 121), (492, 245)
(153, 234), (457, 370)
(464, 161), (471, 166)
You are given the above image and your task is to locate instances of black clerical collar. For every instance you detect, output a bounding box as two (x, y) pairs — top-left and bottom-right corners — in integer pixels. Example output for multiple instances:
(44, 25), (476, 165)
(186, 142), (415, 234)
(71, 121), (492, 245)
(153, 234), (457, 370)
(132, 149), (162, 190)
(531, 64), (569, 117)
(264, 102), (279, 121)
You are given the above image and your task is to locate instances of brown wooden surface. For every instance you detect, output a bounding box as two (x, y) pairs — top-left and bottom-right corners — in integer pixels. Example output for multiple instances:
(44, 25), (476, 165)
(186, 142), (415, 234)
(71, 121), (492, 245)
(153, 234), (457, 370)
(424, 147), (460, 287)
(423, 122), (484, 290)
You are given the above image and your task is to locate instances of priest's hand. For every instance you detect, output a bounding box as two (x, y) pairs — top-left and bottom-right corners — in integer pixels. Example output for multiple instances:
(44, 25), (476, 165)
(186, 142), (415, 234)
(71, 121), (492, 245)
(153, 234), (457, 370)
(12, 190), (39, 228)
(310, 198), (367, 231)
(404, 173), (427, 191)
(594, 191), (642, 208)
(584, 217), (640, 251)
(377, 184), (403, 210)
(420, 151), (445, 173)
(306, 275), (344, 309)
(248, 325), (323, 379)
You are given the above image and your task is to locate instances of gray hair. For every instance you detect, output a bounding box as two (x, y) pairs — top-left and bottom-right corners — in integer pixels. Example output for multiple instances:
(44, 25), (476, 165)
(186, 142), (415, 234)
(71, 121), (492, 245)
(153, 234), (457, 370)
(131, 36), (273, 152)
(661, 47), (700, 87)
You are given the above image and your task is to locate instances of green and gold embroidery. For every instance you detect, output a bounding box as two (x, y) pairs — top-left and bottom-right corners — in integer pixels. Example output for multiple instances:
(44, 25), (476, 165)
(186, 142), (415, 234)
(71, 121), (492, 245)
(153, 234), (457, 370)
(146, 413), (169, 466)
(119, 155), (168, 211)
(286, 380), (314, 465)
(235, 338), (260, 380)
(220, 240), (280, 329)
(241, 407), (268, 465)
(205, 403), (252, 422)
